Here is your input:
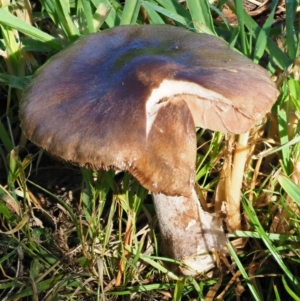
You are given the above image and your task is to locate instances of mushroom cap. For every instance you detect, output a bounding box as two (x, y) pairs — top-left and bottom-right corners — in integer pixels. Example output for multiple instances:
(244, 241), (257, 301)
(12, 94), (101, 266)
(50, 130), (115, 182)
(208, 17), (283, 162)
(20, 25), (278, 197)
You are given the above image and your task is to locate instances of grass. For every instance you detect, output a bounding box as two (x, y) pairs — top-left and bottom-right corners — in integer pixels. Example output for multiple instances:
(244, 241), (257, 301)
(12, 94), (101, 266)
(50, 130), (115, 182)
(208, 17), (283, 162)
(0, 0), (300, 300)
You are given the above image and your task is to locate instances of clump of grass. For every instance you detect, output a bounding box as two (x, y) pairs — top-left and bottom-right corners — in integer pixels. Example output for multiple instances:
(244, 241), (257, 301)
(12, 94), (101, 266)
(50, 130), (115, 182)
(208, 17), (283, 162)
(0, 0), (300, 300)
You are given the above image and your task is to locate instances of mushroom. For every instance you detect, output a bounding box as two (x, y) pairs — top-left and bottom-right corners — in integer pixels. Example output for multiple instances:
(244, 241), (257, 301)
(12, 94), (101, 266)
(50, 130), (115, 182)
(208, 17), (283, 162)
(19, 25), (278, 275)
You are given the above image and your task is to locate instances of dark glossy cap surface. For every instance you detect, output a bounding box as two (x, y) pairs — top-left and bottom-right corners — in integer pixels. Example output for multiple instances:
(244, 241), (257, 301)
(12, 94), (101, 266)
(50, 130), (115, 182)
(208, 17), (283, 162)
(20, 25), (278, 196)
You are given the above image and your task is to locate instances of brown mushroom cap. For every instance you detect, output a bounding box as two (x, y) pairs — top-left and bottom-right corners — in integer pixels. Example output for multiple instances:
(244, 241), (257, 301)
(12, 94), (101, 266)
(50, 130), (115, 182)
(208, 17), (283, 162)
(20, 25), (278, 197)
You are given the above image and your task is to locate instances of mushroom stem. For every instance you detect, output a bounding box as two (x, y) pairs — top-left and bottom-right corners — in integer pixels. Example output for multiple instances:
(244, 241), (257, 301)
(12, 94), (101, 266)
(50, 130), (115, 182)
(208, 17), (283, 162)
(152, 189), (226, 275)
(229, 131), (250, 231)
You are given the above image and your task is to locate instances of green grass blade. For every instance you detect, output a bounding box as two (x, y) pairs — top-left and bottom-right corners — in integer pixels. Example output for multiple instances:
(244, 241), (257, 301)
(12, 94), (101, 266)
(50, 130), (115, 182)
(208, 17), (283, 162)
(209, 3), (230, 30)
(0, 120), (14, 152)
(92, 0), (120, 27)
(142, 1), (190, 27)
(20, 38), (53, 52)
(234, 0), (249, 56)
(274, 283), (281, 301)
(277, 103), (291, 174)
(289, 79), (300, 111)
(0, 23), (21, 75)
(173, 278), (186, 301)
(242, 198), (300, 293)
(5, 275), (72, 300)
(0, 199), (15, 221)
(186, 0), (216, 35)
(227, 242), (261, 301)
(285, 0), (299, 59)
(102, 196), (117, 254)
(39, 0), (60, 27)
(82, 0), (96, 32)
(227, 2), (291, 69)
(92, 0), (112, 30)
(0, 73), (31, 90)
(55, 0), (80, 40)
(77, 0), (96, 33)
(255, 135), (300, 159)
(138, 254), (178, 280)
(277, 173), (300, 207)
(253, 0), (278, 63)
(107, 283), (176, 296)
(141, 1), (165, 24)
(0, 8), (62, 50)
(229, 230), (300, 242)
(120, 0), (140, 25)
(156, 0), (192, 25)
(282, 276), (300, 301)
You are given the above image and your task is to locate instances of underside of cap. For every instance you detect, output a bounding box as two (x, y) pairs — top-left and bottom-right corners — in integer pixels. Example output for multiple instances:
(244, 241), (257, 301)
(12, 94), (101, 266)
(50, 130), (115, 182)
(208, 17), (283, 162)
(20, 25), (278, 196)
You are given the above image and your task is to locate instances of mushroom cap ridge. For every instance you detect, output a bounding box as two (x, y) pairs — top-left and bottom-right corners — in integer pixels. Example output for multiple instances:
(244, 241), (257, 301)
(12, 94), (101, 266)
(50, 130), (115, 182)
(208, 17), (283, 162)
(20, 25), (278, 197)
